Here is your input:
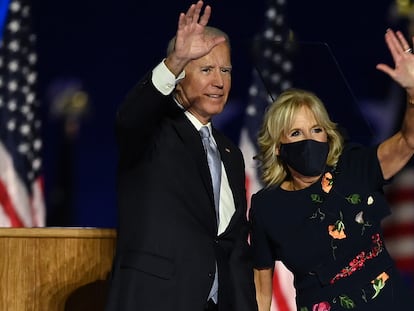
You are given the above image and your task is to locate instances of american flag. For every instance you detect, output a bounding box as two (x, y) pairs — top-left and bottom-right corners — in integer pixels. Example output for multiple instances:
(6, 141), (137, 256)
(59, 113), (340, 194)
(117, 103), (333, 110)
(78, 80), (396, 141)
(383, 166), (414, 292)
(0, 0), (45, 227)
(239, 0), (295, 310)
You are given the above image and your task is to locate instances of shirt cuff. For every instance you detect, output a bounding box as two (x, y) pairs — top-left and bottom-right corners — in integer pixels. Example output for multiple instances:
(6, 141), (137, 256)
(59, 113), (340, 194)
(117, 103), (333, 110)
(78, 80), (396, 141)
(152, 60), (185, 95)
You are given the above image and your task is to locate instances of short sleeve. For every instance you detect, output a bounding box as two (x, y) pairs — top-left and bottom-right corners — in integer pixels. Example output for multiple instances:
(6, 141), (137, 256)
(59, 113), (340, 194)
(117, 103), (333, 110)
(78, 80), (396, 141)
(339, 143), (387, 189)
(338, 143), (391, 221)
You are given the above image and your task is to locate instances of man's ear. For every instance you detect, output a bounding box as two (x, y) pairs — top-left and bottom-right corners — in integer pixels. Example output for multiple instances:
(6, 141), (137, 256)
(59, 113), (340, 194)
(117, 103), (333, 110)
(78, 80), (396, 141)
(174, 85), (190, 109)
(174, 84), (183, 98)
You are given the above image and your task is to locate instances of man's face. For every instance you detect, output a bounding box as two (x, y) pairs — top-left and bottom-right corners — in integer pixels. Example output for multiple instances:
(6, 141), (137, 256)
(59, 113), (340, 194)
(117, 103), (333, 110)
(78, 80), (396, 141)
(175, 42), (232, 124)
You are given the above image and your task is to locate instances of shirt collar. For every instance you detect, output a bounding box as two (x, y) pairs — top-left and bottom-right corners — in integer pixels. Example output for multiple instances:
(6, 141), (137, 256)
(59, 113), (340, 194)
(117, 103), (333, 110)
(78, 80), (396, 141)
(184, 110), (212, 133)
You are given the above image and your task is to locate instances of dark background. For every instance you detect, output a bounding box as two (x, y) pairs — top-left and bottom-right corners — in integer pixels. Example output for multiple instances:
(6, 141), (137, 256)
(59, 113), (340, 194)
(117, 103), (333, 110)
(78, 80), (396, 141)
(31, 0), (405, 228)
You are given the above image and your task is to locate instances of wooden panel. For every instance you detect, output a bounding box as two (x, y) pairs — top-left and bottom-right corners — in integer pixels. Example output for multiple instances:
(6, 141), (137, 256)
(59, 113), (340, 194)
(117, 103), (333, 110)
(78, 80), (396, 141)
(0, 228), (116, 311)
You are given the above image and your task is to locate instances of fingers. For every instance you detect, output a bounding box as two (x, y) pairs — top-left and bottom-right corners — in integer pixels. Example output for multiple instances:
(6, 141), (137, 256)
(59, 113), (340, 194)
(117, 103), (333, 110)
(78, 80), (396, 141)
(385, 29), (402, 59)
(199, 4), (211, 26)
(385, 29), (412, 57)
(191, 1), (204, 24)
(376, 63), (394, 78)
(183, 1), (203, 25)
(178, 1), (209, 29)
(396, 30), (411, 53)
(178, 2), (195, 30)
(178, 13), (186, 30)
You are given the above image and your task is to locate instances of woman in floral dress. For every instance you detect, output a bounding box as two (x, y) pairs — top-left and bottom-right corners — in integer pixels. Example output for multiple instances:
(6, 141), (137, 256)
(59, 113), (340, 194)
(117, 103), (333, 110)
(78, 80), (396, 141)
(250, 29), (414, 311)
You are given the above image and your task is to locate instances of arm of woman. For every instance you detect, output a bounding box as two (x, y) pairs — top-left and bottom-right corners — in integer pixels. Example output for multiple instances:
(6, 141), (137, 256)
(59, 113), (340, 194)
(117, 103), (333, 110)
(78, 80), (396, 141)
(254, 267), (274, 311)
(376, 29), (414, 180)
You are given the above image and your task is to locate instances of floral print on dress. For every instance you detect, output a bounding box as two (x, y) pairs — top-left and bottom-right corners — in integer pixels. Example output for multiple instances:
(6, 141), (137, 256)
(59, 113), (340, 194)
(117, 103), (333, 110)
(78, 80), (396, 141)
(330, 233), (384, 284)
(300, 295), (356, 311)
(313, 170), (379, 257)
(321, 172), (333, 193)
(371, 272), (389, 299)
(299, 301), (332, 311)
(312, 301), (331, 311)
(300, 271), (390, 310)
(345, 194), (361, 204)
(354, 211), (364, 224)
(300, 169), (391, 310)
(335, 295), (356, 309)
(354, 211), (372, 236)
(328, 211), (346, 240)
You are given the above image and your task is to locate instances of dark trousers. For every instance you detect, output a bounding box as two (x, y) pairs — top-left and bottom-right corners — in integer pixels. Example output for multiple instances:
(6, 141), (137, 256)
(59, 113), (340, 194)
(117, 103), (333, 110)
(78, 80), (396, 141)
(204, 299), (218, 311)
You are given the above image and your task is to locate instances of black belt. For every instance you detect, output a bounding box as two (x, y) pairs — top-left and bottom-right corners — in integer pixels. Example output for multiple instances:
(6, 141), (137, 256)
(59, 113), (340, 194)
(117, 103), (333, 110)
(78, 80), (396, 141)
(204, 299), (218, 311)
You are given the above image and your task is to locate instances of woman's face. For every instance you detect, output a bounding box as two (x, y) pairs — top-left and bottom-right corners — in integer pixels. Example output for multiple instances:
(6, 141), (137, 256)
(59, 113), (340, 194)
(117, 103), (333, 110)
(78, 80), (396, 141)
(280, 105), (328, 144)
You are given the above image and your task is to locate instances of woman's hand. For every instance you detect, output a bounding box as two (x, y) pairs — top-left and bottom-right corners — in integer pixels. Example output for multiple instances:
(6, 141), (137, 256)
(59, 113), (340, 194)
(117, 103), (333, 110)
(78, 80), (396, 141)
(376, 29), (414, 97)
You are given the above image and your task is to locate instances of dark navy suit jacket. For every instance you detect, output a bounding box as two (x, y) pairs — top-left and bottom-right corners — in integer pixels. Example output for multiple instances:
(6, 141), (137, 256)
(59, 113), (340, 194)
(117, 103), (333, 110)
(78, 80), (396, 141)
(105, 71), (257, 311)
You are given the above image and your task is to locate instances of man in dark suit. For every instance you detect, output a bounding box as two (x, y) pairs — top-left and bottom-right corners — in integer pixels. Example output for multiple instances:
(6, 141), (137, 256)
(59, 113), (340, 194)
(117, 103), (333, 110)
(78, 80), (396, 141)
(105, 1), (257, 310)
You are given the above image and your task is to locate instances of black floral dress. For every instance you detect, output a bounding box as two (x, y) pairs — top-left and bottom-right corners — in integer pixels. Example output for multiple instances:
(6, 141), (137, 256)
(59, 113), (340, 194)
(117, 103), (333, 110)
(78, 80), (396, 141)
(250, 143), (414, 310)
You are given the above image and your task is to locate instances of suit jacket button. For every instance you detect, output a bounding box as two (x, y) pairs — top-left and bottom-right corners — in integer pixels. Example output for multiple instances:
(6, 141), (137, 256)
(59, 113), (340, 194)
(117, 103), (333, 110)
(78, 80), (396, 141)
(208, 272), (214, 278)
(214, 238), (219, 243)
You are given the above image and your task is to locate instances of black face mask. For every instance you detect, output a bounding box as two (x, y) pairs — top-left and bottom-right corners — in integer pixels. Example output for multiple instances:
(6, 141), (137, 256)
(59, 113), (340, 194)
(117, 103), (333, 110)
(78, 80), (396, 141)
(279, 140), (329, 177)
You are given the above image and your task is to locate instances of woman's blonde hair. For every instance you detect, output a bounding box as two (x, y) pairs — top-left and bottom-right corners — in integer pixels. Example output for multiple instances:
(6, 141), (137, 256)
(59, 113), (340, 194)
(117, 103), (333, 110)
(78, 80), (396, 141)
(257, 88), (344, 187)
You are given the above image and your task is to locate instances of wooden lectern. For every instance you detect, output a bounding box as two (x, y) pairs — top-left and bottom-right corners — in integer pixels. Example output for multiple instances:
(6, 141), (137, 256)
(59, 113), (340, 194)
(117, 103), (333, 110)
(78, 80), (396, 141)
(0, 227), (116, 311)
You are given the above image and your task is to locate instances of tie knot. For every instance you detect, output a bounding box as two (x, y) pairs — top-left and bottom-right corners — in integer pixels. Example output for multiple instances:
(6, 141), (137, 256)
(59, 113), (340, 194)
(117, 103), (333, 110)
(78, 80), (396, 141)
(199, 126), (211, 138)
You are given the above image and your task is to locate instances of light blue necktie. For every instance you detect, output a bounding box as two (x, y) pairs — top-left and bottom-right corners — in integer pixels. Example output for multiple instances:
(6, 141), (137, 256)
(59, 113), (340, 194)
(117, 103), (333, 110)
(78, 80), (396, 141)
(200, 126), (221, 223)
(200, 126), (221, 303)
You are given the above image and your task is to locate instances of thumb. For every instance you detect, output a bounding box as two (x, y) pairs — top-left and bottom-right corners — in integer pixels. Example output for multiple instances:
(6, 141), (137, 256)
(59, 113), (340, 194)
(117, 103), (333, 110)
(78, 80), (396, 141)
(376, 63), (394, 77)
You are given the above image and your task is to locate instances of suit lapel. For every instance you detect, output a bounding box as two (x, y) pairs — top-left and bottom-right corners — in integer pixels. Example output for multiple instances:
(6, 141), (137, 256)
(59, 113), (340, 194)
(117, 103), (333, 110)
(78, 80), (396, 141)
(172, 113), (218, 231)
(171, 113), (245, 235)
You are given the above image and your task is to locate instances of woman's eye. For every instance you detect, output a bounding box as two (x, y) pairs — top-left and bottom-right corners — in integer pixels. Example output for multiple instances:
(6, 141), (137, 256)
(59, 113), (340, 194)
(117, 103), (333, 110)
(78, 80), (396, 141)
(290, 130), (300, 137)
